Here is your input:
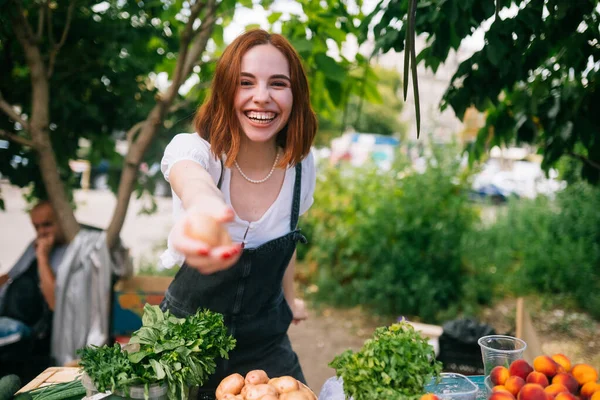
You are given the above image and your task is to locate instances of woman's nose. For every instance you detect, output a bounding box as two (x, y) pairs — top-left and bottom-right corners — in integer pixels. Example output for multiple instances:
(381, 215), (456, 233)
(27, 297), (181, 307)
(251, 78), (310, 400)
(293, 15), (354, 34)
(253, 84), (270, 103)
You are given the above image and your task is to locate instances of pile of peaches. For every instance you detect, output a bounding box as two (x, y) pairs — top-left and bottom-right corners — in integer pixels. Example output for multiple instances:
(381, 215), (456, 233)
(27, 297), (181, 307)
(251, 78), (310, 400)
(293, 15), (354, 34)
(488, 354), (599, 400)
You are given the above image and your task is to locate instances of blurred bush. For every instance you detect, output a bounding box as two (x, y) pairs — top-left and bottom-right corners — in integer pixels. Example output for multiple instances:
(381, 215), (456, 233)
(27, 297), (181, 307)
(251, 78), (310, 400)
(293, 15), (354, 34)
(464, 182), (600, 319)
(299, 144), (481, 322)
(299, 148), (600, 322)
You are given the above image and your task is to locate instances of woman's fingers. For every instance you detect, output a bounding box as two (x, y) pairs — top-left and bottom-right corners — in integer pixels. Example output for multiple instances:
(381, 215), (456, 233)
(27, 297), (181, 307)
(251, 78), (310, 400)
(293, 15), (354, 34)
(184, 243), (243, 274)
(171, 220), (210, 256)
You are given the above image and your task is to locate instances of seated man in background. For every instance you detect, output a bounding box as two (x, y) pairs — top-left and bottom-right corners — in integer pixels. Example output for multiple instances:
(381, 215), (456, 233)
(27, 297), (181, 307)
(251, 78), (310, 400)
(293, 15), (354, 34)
(0, 201), (69, 382)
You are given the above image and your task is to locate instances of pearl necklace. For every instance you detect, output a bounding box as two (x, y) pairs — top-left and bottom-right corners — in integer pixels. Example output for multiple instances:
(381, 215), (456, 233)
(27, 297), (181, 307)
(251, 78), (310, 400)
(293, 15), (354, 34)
(234, 152), (280, 184)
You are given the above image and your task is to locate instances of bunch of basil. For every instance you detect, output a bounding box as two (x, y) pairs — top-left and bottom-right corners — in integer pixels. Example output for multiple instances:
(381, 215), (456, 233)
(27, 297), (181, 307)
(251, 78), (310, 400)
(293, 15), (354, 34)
(329, 321), (442, 400)
(78, 304), (236, 400)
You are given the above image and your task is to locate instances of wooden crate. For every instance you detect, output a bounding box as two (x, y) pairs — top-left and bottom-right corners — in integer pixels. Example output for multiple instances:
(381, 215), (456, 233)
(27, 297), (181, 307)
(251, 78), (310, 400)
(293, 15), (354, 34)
(18, 367), (81, 393)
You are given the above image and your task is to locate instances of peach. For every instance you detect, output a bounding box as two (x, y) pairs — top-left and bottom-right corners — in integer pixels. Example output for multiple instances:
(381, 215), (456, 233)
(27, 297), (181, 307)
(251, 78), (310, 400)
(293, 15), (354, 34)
(527, 371), (550, 387)
(419, 394), (440, 400)
(544, 383), (570, 396)
(510, 359), (535, 380)
(492, 366), (512, 386)
(494, 385), (512, 393)
(518, 384), (547, 400)
(572, 364), (599, 386)
(552, 373), (579, 394)
(554, 393), (578, 400)
(534, 356), (560, 378)
(551, 354), (572, 373)
(591, 392), (600, 400)
(506, 376), (527, 396)
(581, 382), (600, 399)
(490, 391), (517, 400)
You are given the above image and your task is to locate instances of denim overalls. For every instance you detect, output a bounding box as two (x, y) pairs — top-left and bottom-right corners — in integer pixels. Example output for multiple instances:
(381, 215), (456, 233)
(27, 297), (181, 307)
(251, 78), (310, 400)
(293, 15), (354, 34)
(161, 163), (307, 399)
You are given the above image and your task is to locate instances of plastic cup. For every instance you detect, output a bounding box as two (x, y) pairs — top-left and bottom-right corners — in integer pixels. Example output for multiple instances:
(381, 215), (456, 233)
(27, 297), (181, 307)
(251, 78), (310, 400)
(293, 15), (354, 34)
(478, 335), (527, 377)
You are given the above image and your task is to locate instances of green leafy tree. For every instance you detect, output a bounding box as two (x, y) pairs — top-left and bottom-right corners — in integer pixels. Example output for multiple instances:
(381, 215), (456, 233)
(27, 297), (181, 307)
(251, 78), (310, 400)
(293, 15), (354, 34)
(0, 0), (370, 247)
(317, 66), (406, 146)
(366, 0), (599, 183)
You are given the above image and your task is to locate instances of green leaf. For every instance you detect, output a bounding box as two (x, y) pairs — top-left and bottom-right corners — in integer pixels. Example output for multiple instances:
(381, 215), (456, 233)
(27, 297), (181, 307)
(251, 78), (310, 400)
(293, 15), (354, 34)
(267, 12), (283, 25)
(245, 23), (261, 31)
(325, 78), (343, 106)
(314, 53), (346, 82)
(150, 359), (166, 380)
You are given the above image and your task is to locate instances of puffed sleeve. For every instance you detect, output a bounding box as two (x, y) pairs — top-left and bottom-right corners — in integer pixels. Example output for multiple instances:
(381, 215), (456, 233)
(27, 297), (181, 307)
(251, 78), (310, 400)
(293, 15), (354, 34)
(160, 133), (211, 182)
(299, 150), (316, 215)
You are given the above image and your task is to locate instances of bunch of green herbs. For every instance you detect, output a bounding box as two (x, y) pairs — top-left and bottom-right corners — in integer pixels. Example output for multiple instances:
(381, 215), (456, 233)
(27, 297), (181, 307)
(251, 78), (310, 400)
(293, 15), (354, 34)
(329, 321), (442, 400)
(78, 304), (236, 400)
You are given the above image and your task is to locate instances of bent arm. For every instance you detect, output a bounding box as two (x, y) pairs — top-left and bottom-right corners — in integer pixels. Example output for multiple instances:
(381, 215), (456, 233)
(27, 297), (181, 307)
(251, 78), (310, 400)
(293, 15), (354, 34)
(283, 250), (308, 324)
(283, 250), (297, 309)
(38, 257), (56, 310)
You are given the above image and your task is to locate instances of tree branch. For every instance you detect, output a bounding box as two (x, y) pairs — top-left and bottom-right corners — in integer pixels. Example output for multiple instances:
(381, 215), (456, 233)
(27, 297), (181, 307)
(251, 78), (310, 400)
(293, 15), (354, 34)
(0, 129), (36, 148)
(181, 0), (218, 81)
(47, 0), (76, 78)
(167, 0), (207, 97)
(36, 5), (45, 42)
(13, 0), (37, 44)
(568, 151), (600, 171)
(0, 92), (30, 130)
(126, 120), (147, 145)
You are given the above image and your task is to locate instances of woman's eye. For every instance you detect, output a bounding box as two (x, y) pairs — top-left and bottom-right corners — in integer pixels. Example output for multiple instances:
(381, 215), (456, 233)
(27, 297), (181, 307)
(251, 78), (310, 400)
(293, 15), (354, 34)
(240, 80), (252, 86)
(272, 81), (288, 87)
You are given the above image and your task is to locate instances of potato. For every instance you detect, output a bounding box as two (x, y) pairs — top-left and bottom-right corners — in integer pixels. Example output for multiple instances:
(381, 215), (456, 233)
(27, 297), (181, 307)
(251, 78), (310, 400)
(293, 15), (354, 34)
(240, 384), (252, 399)
(279, 391), (311, 400)
(221, 395), (244, 400)
(215, 373), (245, 400)
(268, 376), (299, 394)
(184, 213), (231, 247)
(245, 369), (269, 385)
(244, 384), (278, 400)
(258, 395), (279, 400)
(298, 381), (317, 400)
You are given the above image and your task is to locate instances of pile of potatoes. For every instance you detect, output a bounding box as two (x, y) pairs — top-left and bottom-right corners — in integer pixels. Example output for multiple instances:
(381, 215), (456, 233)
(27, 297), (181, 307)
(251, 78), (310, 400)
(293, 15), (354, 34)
(215, 370), (317, 400)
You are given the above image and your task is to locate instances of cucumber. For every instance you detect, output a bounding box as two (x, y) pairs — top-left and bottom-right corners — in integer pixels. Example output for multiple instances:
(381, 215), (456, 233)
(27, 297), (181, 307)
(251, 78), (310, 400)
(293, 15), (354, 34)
(0, 374), (21, 400)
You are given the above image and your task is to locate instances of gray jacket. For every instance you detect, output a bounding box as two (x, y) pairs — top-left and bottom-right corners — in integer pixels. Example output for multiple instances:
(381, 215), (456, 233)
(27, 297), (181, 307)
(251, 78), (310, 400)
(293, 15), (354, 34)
(52, 229), (132, 365)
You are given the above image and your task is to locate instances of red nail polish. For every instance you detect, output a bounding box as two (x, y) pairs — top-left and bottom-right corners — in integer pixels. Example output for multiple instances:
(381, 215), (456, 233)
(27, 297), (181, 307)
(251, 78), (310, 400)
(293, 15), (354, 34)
(197, 248), (209, 256)
(221, 253), (232, 260)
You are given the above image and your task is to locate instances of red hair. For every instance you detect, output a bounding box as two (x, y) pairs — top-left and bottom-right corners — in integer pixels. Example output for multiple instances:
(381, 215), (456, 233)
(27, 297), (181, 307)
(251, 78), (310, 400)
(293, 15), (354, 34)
(194, 29), (317, 167)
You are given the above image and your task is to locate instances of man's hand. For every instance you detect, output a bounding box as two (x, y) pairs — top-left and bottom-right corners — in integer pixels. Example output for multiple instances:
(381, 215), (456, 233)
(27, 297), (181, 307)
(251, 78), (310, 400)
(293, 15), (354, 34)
(35, 235), (55, 261)
(291, 298), (308, 325)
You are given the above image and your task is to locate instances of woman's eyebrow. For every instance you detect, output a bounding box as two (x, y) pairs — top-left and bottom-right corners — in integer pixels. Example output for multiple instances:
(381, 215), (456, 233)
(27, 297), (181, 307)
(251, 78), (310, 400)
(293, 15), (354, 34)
(240, 72), (291, 82)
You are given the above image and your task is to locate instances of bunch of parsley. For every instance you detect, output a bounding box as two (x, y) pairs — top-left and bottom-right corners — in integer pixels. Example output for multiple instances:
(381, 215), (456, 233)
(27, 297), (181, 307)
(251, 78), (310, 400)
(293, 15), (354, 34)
(79, 304), (236, 400)
(329, 321), (442, 400)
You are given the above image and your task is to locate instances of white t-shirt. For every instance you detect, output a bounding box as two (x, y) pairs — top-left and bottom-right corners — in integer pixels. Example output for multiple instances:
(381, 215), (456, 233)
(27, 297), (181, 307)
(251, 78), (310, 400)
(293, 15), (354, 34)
(159, 133), (316, 268)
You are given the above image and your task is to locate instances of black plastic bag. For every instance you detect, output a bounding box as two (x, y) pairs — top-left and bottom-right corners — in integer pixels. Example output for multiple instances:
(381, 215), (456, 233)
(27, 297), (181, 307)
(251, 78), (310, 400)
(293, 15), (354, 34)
(436, 318), (496, 375)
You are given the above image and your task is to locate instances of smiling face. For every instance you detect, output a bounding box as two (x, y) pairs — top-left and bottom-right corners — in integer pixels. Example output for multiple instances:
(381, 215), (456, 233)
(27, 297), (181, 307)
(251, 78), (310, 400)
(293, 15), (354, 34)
(234, 44), (293, 146)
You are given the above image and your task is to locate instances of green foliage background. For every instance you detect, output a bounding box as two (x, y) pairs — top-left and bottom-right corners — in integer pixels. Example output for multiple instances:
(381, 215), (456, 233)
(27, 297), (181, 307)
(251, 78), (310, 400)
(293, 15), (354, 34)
(299, 148), (600, 322)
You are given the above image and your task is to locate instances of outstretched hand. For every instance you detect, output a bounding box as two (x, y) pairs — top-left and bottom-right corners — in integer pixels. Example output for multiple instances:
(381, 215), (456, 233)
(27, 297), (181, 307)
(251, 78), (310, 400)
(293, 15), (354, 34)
(171, 203), (243, 275)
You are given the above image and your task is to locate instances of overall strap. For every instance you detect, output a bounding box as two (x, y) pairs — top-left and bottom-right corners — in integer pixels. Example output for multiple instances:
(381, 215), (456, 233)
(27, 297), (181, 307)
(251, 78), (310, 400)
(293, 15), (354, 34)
(290, 163), (302, 230)
(217, 158), (224, 190)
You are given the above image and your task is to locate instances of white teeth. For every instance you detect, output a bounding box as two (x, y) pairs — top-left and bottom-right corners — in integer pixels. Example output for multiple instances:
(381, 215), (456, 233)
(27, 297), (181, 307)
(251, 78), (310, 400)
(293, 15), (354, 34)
(245, 111), (276, 121)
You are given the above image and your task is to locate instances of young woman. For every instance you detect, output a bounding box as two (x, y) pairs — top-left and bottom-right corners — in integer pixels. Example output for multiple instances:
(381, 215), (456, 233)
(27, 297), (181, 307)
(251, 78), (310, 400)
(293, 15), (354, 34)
(159, 29), (318, 396)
